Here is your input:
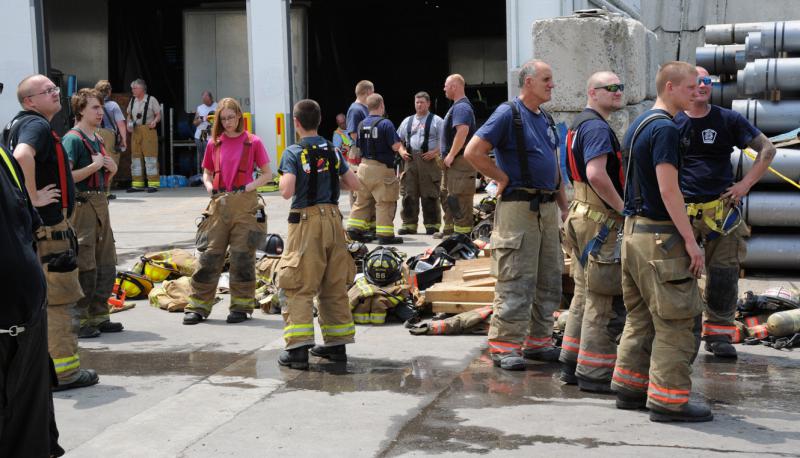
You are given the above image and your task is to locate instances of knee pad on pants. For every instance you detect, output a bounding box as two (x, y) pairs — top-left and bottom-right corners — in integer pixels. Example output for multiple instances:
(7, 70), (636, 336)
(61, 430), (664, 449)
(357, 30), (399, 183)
(144, 156), (159, 176)
(195, 253), (225, 284)
(229, 251), (256, 282)
(705, 266), (739, 314)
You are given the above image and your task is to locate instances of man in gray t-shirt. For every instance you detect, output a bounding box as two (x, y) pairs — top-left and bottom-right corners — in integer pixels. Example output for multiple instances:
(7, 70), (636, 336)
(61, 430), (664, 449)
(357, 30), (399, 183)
(396, 91), (444, 235)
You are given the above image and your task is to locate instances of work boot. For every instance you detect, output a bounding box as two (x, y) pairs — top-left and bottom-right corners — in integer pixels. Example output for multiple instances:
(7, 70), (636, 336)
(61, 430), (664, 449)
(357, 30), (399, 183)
(493, 356), (526, 371)
(431, 231), (452, 240)
(182, 312), (205, 325)
(425, 228), (438, 235)
(578, 376), (614, 394)
(97, 320), (124, 333)
(146, 187), (158, 193)
(397, 228), (416, 235)
(278, 346), (311, 370)
(523, 346), (561, 362)
(310, 344), (347, 362)
(107, 193), (117, 200)
(560, 362), (578, 385)
(78, 326), (101, 338)
(126, 187), (144, 193)
(363, 231), (377, 242)
(226, 311), (250, 324)
(377, 235), (403, 245)
(53, 369), (99, 392)
(650, 402), (713, 422)
(616, 390), (647, 410)
(705, 340), (738, 358)
(347, 229), (369, 243)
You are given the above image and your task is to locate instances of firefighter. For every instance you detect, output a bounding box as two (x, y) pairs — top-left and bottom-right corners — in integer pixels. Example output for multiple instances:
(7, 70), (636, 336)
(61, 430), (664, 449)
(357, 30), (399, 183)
(275, 99), (360, 369)
(559, 71), (626, 393)
(464, 60), (569, 370)
(183, 97), (271, 325)
(6, 74), (98, 391)
(346, 93), (406, 244)
(125, 78), (161, 192)
(397, 91), (444, 235)
(435, 74), (476, 239)
(612, 62), (712, 422)
(62, 88), (123, 337)
(673, 66), (776, 358)
(345, 80), (376, 239)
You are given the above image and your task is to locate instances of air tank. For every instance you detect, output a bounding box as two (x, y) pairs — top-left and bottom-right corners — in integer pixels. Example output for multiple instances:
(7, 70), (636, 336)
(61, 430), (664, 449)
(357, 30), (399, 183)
(766, 309), (800, 337)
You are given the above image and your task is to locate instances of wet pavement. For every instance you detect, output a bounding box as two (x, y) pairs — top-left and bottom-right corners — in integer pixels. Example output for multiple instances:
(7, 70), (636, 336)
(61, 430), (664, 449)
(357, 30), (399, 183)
(54, 188), (800, 456)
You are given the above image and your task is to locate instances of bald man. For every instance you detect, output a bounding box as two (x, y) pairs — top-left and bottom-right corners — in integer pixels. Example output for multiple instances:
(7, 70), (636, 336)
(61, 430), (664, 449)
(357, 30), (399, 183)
(434, 74), (476, 238)
(673, 66), (775, 358)
(559, 71), (626, 393)
(4, 75), (98, 391)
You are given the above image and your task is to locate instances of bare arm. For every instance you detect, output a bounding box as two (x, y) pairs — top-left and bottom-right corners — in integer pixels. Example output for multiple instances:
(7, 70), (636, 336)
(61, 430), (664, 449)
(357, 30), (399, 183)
(464, 135), (509, 195)
(340, 168), (360, 191)
(70, 155), (104, 184)
(115, 119), (128, 148)
(555, 162), (568, 222)
(722, 133), (776, 203)
(586, 154), (624, 213)
(444, 125), (469, 167)
(656, 163), (704, 278)
(13, 143), (59, 207)
(246, 164), (273, 192)
(279, 173), (296, 200)
(202, 168), (214, 194)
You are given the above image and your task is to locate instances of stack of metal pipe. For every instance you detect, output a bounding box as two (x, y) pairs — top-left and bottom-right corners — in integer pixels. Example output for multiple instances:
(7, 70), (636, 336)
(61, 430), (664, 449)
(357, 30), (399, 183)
(699, 20), (800, 270)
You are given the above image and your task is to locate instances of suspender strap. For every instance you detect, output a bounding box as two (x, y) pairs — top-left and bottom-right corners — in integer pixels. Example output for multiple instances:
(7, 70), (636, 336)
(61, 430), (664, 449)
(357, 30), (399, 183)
(233, 133), (253, 189)
(0, 146), (22, 191)
(102, 105), (119, 136)
(504, 101), (533, 188)
(300, 139), (339, 204)
(142, 95), (151, 125)
(421, 113), (433, 153)
(212, 141), (222, 191)
(445, 98), (475, 157)
(51, 131), (70, 210)
(66, 128), (107, 190)
(623, 113), (671, 214)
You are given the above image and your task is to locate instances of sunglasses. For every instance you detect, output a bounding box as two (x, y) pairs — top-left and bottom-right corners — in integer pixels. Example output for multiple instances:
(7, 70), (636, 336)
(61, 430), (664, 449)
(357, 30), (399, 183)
(697, 76), (712, 86)
(595, 84), (624, 93)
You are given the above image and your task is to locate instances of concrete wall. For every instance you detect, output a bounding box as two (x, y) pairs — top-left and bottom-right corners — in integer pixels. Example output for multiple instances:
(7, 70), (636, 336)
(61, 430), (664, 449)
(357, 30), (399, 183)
(46, 0), (109, 90)
(0, 0), (41, 124)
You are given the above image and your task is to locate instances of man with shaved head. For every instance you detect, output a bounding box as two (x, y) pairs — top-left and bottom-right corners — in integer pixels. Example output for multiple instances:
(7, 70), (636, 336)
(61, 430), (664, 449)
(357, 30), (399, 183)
(559, 71), (626, 393)
(3, 74), (99, 392)
(435, 74), (476, 238)
(612, 62), (712, 422)
(673, 66), (775, 359)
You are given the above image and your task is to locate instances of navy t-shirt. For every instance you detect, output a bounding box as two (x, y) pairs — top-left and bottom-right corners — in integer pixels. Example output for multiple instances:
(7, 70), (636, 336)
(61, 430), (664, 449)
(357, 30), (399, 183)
(279, 135), (349, 209)
(346, 102), (369, 137)
(568, 110), (624, 196)
(356, 115), (400, 167)
(622, 109), (683, 220)
(673, 105), (760, 199)
(475, 98), (559, 191)
(442, 97), (476, 157)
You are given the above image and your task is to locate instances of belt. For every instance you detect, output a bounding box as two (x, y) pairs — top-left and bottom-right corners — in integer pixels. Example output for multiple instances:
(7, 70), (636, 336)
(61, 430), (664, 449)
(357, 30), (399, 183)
(76, 190), (104, 203)
(632, 222), (681, 252)
(35, 228), (73, 241)
(0, 325), (25, 337)
(684, 195), (719, 204)
(212, 186), (246, 195)
(571, 201), (623, 230)
(502, 189), (556, 202)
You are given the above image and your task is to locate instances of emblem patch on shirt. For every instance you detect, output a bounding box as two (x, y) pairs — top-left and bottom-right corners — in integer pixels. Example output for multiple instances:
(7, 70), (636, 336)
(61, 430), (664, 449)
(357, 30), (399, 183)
(701, 129), (717, 144)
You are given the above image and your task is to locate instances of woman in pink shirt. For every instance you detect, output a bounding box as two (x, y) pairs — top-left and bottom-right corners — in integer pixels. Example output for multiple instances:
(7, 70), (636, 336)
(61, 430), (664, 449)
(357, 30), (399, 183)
(184, 98), (272, 325)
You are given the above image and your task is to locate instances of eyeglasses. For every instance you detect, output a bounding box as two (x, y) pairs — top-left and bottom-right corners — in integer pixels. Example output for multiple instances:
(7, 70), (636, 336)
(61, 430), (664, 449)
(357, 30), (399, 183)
(697, 77), (712, 86)
(594, 84), (624, 93)
(219, 115), (238, 122)
(26, 86), (60, 98)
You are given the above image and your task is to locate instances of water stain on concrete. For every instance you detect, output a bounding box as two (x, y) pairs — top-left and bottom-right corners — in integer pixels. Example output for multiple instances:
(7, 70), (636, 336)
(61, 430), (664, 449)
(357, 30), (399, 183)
(80, 349), (245, 377)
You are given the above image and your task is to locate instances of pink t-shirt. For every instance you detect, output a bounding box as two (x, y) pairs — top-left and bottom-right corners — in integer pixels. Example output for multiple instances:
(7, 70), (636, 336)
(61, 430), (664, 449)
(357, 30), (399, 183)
(202, 132), (269, 191)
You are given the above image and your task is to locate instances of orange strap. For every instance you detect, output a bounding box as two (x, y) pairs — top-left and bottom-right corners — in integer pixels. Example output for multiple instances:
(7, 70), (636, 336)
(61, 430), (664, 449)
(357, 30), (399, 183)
(212, 133), (253, 192)
(51, 131), (69, 209)
(65, 128), (107, 189)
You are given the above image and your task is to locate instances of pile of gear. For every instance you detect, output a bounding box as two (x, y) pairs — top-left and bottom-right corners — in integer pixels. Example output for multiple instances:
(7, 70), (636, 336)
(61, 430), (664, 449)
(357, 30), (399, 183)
(736, 286), (800, 349)
(348, 246), (417, 325)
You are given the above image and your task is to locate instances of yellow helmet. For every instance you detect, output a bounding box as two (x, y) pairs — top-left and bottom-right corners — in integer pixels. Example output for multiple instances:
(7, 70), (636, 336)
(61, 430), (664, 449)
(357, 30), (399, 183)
(140, 256), (179, 282)
(115, 271), (154, 299)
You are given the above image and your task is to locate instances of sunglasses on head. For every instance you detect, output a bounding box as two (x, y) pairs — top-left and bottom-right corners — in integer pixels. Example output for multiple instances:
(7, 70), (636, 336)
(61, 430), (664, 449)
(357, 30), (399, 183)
(595, 83), (624, 93)
(697, 76), (712, 86)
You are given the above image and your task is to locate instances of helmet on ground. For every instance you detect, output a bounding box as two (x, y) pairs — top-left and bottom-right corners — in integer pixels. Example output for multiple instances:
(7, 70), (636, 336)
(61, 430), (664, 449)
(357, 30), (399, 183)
(115, 271), (154, 299)
(263, 233), (285, 258)
(141, 257), (179, 282)
(364, 246), (403, 286)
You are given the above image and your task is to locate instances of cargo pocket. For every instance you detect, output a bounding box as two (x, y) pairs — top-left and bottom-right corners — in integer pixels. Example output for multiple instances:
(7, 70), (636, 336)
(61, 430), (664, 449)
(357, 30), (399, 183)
(449, 173), (476, 196)
(275, 252), (303, 290)
(43, 264), (84, 305)
(647, 257), (703, 320)
(489, 231), (524, 281)
(586, 235), (622, 296)
(195, 212), (212, 252)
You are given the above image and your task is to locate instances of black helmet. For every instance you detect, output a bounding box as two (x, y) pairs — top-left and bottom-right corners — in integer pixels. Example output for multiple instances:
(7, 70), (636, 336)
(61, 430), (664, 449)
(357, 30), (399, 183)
(364, 246), (403, 286)
(263, 234), (284, 258)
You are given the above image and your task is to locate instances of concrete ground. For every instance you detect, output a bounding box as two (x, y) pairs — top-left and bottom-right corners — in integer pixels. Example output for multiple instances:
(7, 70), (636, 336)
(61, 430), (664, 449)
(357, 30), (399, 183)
(55, 187), (800, 457)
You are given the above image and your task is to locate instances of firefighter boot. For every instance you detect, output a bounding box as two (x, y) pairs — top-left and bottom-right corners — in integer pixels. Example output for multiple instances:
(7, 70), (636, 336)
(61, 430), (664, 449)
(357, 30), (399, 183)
(560, 361), (578, 385)
(577, 376), (614, 394)
(377, 235), (403, 245)
(78, 325), (101, 338)
(523, 346), (561, 362)
(53, 368), (100, 392)
(616, 389), (647, 410)
(705, 340), (738, 358)
(183, 312), (205, 325)
(278, 345), (312, 370)
(226, 311), (250, 324)
(310, 344), (347, 362)
(97, 320), (124, 333)
(650, 402), (713, 422)
(493, 356), (526, 371)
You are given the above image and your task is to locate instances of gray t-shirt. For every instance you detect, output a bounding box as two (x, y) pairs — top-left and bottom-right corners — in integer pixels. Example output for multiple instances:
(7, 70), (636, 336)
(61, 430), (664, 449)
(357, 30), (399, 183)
(396, 113), (444, 152)
(279, 135), (350, 209)
(101, 100), (125, 130)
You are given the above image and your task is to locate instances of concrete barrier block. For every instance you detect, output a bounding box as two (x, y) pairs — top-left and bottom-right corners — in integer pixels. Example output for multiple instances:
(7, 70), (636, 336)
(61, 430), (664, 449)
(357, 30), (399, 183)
(646, 30), (659, 99)
(679, 30), (705, 62)
(533, 16), (646, 112)
(655, 29), (680, 64)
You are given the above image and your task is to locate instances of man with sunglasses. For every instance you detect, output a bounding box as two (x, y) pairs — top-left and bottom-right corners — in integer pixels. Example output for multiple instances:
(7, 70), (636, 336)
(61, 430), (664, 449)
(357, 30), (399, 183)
(3, 74), (99, 392)
(673, 67), (776, 358)
(126, 78), (161, 192)
(559, 71), (626, 393)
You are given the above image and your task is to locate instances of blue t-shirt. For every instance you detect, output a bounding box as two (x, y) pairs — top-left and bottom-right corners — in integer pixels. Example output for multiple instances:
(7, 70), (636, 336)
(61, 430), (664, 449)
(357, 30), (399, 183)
(356, 115), (400, 167)
(475, 98), (559, 191)
(673, 105), (760, 200)
(567, 110), (624, 196)
(279, 135), (349, 209)
(441, 97), (476, 157)
(622, 109), (684, 220)
(346, 102), (369, 136)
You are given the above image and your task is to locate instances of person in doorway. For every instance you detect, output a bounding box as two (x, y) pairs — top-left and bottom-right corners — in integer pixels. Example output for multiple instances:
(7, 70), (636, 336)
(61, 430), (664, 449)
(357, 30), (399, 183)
(331, 112), (352, 158)
(345, 80), (375, 239)
(93, 80), (127, 197)
(126, 78), (161, 192)
(193, 90), (217, 175)
(183, 98), (271, 325)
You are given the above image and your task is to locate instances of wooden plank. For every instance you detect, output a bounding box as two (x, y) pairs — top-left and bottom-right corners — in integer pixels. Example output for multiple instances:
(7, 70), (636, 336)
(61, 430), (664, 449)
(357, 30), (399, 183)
(424, 286), (495, 303)
(461, 277), (496, 287)
(462, 269), (491, 281)
(432, 301), (492, 314)
(441, 258), (493, 282)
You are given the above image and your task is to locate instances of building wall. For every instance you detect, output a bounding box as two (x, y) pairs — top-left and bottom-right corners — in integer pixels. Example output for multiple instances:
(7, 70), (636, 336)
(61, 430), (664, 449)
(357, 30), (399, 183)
(46, 0), (109, 90)
(0, 0), (42, 123)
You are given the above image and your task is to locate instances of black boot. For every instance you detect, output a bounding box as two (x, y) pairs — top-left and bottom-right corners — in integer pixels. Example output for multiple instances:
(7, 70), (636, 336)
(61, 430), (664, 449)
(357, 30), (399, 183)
(650, 402), (713, 422)
(560, 362), (577, 385)
(377, 235), (403, 245)
(278, 346), (311, 370)
(183, 312), (205, 325)
(616, 390), (647, 410)
(577, 376), (614, 394)
(97, 320), (124, 333)
(226, 311), (250, 323)
(522, 346), (560, 362)
(705, 340), (738, 358)
(309, 344), (347, 362)
(53, 369), (100, 392)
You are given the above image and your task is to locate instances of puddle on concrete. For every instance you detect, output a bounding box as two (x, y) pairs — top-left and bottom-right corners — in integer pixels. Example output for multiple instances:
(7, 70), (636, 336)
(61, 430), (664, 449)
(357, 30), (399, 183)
(80, 349), (245, 377)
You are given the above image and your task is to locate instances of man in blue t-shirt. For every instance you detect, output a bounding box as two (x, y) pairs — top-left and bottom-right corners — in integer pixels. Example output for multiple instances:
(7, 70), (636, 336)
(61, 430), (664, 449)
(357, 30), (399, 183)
(434, 74), (477, 238)
(612, 62), (712, 423)
(465, 59), (568, 371)
(276, 99), (360, 369)
(673, 66), (776, 359)
(345, 80), (375, 237)
(559, 71), (626, 394)
(346, 93), (405, 244)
